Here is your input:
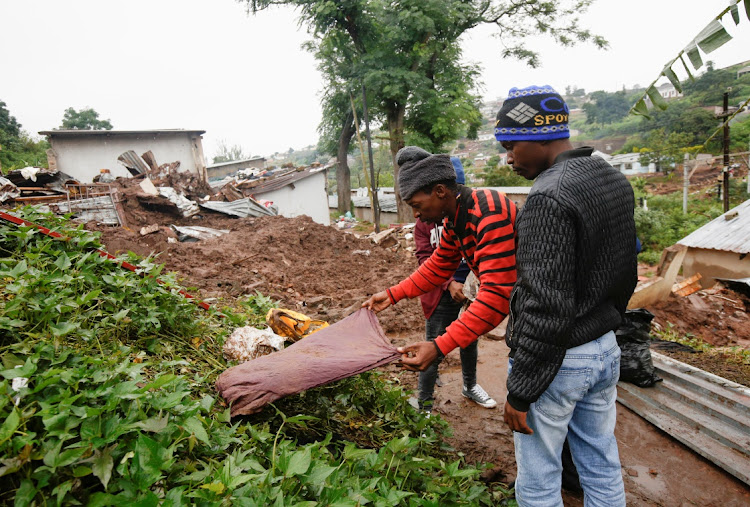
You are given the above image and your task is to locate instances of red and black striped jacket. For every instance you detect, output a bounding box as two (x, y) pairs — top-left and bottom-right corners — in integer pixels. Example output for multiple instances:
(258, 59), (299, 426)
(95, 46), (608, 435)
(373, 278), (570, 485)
(387, 185), (517, 355)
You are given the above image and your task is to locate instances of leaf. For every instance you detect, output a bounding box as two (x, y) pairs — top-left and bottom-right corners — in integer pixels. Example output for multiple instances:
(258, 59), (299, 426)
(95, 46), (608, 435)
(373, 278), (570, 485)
(52, 480), (74, 505)
(9, 260), (27, 278)
(14, 479), (36, 507)
(0, 408), (20, 445)
(0, 359), (35, 379)
(695, 19), (732, 54)
(285, 448), (312, 476)
(305, 463), (336, 487)
(183, 417), (210, 445)
(746, 0), (750, 21)
(646, 86), (668, 111)
(138, 373), (178, 392)
(679, 55), (694, 82)
(78, 289), (102, 305)
(73, 465), (92, 477)
(661, 66), (682, 94)
(133, 433), (166, 489)
(684, 42), (702, 70)
(50, 321), (79, 337)
(54, 252), (71, 271)
(92, 446), (115, 489)
(113, 309), (130, 321)
(200, 482), (225, 495)
(134, 416), (169, 433)
(730, 2), (740, 24)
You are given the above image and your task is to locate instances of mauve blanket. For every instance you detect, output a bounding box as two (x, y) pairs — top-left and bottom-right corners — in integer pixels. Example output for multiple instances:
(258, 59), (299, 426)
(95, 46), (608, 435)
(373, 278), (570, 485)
(216, 308), (400, 416)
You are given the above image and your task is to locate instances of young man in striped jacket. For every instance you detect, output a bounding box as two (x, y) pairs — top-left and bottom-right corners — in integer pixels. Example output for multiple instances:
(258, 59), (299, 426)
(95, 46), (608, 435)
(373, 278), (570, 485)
(362, 146), (517, 392)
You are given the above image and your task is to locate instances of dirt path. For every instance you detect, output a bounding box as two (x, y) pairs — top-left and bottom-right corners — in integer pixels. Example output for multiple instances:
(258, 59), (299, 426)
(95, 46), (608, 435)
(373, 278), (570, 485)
(387, 332), (750, 506)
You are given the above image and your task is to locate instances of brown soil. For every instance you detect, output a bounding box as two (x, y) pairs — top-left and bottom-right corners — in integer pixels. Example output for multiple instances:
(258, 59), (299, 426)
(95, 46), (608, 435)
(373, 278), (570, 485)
(640, 161), (742, 196)
(80, 181), (750, 505)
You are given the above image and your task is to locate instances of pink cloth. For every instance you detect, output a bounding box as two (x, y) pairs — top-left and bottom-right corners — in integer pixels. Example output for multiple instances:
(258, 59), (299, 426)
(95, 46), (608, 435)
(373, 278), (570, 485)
(216, 309), (400, 416)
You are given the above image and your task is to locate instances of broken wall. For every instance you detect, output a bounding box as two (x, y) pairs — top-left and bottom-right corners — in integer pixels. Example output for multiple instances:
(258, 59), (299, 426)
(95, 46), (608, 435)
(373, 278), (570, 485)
(254, 170), (331, 226)
(683, 247), (750, 288)
(45, 132), (207, 183)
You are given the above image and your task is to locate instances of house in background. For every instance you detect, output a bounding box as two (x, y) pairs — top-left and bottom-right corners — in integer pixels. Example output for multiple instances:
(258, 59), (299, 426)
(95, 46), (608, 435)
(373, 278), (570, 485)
(677, 199), (750, 288)
(609, 152), (655, 175)
(657, 82), (683, 100)
(39, 129), (208, 183)
(207, 157), (266, 180)
(248, 166), (331, 226)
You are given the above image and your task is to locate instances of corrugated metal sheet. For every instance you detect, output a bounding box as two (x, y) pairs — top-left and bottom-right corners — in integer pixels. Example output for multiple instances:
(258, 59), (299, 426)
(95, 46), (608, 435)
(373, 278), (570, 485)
(171, 225), (230, 241)
(55, 196), (120, 225)
(350, 195), (398, 213)
(199, 197), (277, 218)
(117, 150), (149, 174)
(250, 166), (327, 195)
(678, 199), (750, 254)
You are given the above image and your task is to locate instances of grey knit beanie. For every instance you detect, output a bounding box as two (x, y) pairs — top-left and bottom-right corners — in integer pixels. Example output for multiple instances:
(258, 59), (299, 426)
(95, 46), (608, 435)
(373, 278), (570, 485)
(396, 146), (456, 200)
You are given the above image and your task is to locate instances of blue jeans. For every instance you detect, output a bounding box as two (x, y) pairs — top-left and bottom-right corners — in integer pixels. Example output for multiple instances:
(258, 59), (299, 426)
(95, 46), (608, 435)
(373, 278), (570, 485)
(418, 292), (478, 405)
(509, 331), (624, 507)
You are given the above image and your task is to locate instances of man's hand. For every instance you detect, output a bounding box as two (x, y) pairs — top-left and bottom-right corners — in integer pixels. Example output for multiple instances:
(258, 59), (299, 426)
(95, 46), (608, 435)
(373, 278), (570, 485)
(362, 291), (391, 313)
(503, 401), (533, 434)
(447, 281), (467, 303)
(396, 341), (439, 371)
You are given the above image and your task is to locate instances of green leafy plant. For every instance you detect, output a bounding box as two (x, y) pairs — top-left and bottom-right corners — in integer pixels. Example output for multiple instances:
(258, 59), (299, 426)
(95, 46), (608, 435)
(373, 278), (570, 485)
(0, 208), (507, 505)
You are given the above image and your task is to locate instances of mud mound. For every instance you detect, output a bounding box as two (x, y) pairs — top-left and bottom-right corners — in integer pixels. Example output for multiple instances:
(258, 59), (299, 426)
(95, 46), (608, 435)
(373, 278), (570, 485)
(95, 213), (423, 335)
(648, 286), (750, 347)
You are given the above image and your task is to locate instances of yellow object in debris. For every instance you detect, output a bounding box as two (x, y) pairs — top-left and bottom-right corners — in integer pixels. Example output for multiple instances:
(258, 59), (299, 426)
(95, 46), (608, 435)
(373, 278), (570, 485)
(266, 308), (329, 342)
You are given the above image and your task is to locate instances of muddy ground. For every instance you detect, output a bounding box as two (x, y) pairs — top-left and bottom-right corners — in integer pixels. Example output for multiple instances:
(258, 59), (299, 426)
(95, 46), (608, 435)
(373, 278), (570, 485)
(85, 187), (750, 505)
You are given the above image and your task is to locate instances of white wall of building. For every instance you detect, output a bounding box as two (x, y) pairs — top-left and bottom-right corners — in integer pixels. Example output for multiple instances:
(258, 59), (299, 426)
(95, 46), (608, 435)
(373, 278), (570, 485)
(256, 171), (330, 225)
(46, 132), (206, 183)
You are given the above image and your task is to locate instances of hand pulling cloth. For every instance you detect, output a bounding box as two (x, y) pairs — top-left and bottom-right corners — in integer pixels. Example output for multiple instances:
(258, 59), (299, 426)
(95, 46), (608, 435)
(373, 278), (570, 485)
(216, 308), (400, 416)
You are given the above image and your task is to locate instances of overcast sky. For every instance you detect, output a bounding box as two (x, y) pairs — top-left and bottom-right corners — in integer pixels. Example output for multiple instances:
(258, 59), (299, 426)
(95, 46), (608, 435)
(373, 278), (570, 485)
(1, 0), (748, 160)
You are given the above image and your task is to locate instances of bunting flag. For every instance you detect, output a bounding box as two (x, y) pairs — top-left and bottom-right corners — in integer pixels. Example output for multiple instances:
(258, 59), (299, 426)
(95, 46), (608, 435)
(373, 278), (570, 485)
(629, 1), (747, 119)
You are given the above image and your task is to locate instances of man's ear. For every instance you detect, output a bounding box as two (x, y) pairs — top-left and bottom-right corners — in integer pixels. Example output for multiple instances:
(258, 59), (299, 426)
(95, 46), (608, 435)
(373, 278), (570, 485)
(433, 184), (448, 199)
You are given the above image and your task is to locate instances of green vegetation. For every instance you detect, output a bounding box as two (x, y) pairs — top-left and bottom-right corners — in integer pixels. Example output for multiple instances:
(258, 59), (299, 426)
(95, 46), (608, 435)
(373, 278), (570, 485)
(60, 107), (113, 130)
(570, 62), (750, 158)
(633, 179), (750, 265)
(0, 208), (509, 505)
(480, 163), (530, 187)
(0, 101), (48, 173)
(653, 322), (750, 365)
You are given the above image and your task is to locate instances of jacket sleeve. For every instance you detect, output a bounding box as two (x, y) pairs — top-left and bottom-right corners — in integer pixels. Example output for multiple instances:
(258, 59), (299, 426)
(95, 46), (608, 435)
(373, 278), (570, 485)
(387, 224), (462, 303)
(435, 197), (517, 354)
(506, 194), (576, 412)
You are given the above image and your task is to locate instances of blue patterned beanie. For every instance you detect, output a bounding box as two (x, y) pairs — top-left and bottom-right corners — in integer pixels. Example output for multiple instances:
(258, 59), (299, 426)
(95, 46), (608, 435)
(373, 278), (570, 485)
(494, 85), (570, 142)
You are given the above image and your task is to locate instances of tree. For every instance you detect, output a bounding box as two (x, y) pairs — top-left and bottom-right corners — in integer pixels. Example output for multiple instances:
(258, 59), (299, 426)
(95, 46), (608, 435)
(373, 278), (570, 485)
(637, 101), (719, 149)
(212, 140), (250, 163)
(245, 0), (606, 221)
(1, 100), (21, 140)
(60, 107), (113, 130)
(638, 128), (694, 173)
(583, 90), (630, 124)
(0, 101), (49, 172)
(482, 164), (530, 187)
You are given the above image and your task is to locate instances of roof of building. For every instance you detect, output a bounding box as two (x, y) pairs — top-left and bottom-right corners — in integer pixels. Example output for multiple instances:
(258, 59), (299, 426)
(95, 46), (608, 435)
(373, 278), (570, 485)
(678, 199), (750, 254)
(609, 152), (642, 163)
(249, 166), (328, 195)
(38, 129), (206, 137)
(207, 157), (266, 169)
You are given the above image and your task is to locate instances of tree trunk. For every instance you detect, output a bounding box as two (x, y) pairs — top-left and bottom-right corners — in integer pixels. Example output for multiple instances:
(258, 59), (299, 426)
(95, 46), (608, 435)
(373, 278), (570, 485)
(387, 105), (412, 222)
(337, 112), (355, 214)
